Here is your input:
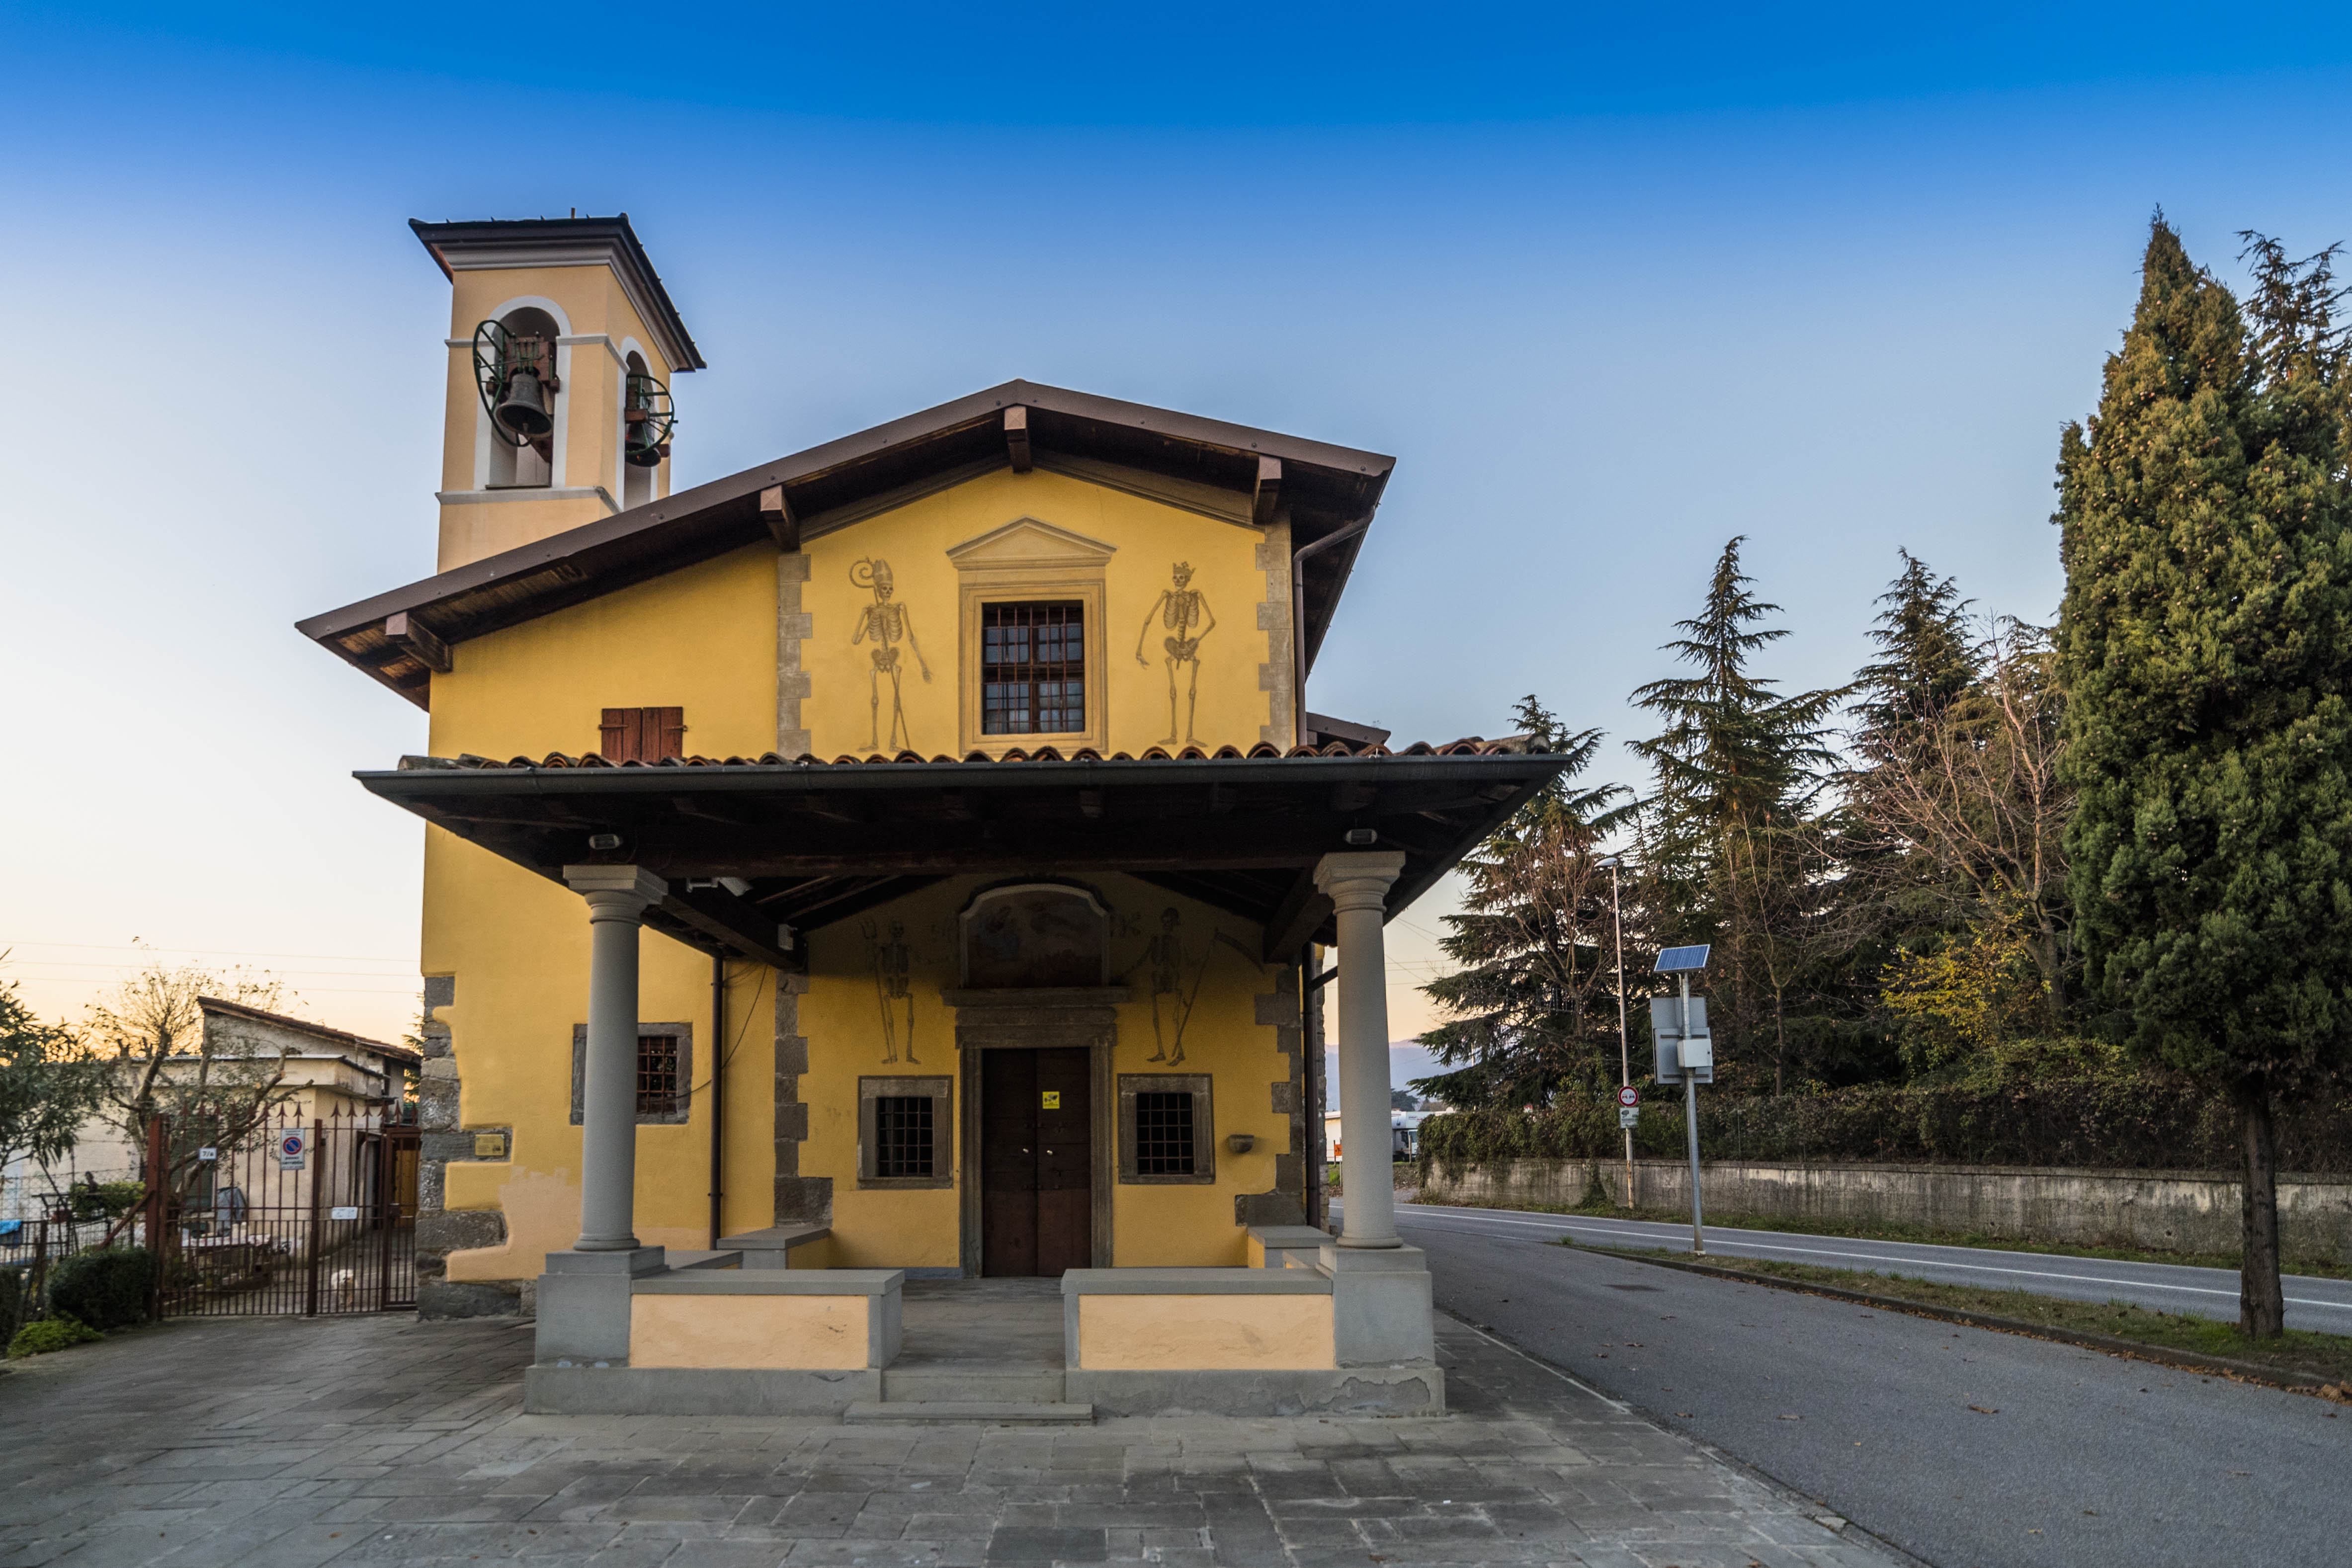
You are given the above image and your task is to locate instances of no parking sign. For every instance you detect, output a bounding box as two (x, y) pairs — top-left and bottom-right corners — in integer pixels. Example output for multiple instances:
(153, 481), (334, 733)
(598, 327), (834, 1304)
(278, 1130), (307, 1170)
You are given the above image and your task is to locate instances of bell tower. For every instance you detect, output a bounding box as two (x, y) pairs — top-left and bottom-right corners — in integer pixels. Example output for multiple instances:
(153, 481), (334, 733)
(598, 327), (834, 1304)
(412, 216), (705, 573)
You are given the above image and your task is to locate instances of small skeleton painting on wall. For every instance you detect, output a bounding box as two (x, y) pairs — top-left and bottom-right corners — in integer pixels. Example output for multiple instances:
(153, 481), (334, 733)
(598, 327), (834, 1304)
(850, 557), (930, 752)
(863, 918), (918, 1063)
(1135, 562), (1216, 746)
(962, 885), (1108, 989)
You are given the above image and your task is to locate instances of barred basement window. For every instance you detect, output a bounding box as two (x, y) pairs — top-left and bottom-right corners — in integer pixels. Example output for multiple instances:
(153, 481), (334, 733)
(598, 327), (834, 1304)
(569, 1022), (692, 1126)
(1117, 1073), (1214, 1184)
(1132, 1093), (1194, 1174)
(873, 1096), (934, 1177)
(859, 1076), (953, 1188)
(981, 601), (1085, 735)
(636, 1033), (681, 1117)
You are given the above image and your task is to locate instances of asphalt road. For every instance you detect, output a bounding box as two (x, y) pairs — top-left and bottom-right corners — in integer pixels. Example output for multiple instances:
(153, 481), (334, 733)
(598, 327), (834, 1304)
(1392, 1200), (2352, 1332)
(1374, 1200), (2352, 1568)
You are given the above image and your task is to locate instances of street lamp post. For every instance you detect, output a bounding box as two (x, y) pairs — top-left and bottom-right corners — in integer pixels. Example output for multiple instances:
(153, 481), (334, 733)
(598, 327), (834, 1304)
(1597, 856), (1631, 1208)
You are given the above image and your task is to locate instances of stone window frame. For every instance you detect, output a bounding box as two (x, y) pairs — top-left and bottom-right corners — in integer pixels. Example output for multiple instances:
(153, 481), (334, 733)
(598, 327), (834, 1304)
(1116, 1073), (1215, 1185)
(569, 1022), (692, 1126)
(946, 517), (1113, 757)
(858, 1075), (954, 1189)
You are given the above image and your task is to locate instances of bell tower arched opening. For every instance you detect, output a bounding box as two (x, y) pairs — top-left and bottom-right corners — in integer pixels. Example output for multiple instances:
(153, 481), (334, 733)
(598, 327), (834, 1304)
(477, 305), (562, 490)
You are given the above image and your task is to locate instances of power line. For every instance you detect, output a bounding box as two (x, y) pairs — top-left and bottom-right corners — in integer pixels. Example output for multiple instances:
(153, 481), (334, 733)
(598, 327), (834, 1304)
(0, 940), (417, 965)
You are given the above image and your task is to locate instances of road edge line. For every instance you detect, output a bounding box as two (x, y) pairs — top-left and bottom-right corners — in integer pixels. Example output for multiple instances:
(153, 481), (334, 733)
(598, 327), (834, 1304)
(1567, 1241), (2349, 1401)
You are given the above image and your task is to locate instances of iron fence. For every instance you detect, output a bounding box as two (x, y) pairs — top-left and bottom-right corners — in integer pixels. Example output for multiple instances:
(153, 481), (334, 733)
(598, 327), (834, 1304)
(157, 1110), (419, 1317)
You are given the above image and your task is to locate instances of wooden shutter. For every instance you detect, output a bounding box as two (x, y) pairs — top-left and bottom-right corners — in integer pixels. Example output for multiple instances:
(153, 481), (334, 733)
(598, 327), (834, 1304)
(596, 707), (686, 763)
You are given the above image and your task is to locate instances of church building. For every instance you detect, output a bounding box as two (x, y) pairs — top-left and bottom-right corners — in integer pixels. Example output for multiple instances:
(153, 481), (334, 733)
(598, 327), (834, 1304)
(300, 215), (1564, 1416)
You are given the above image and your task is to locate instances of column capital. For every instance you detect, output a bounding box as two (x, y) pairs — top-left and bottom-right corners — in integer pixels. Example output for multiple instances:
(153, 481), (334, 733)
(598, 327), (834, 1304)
(563, 864), (669, 911)
(1314, 850), (1407, 912)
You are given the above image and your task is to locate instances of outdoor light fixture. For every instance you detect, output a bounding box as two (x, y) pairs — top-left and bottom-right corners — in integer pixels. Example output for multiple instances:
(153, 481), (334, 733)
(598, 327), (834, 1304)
(1651, 942), (1713, 1255)
(1596, 856), (1633, 1208)
(1344, 827), (1378, 846)
(588, 833), (622, 851)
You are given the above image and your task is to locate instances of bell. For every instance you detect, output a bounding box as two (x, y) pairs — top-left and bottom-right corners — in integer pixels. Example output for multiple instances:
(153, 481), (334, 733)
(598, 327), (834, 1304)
(625, 423), (663, 467)
(494, 369), (553, 440)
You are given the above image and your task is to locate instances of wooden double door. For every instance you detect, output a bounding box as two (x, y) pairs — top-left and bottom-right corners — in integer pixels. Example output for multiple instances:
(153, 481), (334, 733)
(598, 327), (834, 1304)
(980, 1047), (1092, 1276)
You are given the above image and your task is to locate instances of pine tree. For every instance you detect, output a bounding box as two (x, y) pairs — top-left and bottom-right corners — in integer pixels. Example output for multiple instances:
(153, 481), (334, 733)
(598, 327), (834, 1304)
(1631, 539), (1845, 1087)
(1414, 696), (1637, 1108)
(2058, 218), (2352, 1337)
(1853, 551), (1979, 745)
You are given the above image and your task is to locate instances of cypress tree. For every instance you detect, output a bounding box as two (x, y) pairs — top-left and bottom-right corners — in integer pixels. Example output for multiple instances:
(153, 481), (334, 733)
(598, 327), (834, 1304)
(2058, 218), (2352, 1336)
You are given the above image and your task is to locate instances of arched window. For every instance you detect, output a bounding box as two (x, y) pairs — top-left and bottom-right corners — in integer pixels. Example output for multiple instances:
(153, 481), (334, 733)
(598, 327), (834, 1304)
(621, 350), (673, 510)
(474, 306), (561, 489)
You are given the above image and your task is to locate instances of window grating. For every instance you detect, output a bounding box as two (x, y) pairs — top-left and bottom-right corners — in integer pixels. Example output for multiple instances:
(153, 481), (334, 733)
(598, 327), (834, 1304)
(982, 601), (1085, 735)
(1132, 1091), (1196, 1175)
(637, 1033), (681, 1117)
(874, 1096), (934, 1178)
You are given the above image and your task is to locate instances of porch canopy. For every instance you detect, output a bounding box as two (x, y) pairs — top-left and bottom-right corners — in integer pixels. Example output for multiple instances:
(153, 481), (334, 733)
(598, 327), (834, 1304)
(356, 739), (1569, 968)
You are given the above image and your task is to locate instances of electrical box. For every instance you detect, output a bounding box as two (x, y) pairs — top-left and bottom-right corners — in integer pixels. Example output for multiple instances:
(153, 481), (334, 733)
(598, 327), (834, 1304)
(1649, 995), (1715, 1084)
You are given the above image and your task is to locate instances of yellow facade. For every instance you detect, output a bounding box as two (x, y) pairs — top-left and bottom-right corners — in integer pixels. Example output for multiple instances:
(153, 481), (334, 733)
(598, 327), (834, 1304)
(418, 412), (1308, 1288)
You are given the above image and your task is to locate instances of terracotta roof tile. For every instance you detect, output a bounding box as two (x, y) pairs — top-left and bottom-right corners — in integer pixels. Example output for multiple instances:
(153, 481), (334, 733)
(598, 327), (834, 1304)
(406, 736), (1541, 772)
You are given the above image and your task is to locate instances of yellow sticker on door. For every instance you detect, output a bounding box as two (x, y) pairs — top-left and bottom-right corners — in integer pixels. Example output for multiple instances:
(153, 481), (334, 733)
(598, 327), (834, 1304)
(1041, 1091), (1062, 1109)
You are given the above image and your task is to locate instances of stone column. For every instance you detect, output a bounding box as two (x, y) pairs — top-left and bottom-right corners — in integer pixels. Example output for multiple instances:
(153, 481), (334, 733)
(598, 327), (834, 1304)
(563, 865), (667, 1251)
(1315, 851), (1407, 1248)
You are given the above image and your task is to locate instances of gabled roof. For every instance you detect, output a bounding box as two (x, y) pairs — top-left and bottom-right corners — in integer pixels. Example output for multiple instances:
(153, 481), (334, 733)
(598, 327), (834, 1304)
(197, 996), (421, 1066)
(297, 380), (1394, 708)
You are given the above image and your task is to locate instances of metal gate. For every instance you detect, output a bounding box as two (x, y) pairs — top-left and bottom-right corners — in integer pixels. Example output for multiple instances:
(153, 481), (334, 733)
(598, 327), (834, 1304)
(158, 1110), (418, 1317)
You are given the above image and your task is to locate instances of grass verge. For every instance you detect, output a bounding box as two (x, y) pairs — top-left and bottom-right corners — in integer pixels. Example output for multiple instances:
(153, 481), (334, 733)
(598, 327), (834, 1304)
(1570, 1239), (2352, 1394)
(1415, 1189), (2352, 1280)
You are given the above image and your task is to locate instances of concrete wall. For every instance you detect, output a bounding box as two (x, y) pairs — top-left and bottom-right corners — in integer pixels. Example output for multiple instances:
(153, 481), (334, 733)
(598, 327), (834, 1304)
(1420, 1157), (2352, 1261)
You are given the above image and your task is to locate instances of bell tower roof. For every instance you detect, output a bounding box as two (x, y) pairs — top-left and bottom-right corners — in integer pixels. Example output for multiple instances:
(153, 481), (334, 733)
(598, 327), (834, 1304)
(409, 214), (705, 374)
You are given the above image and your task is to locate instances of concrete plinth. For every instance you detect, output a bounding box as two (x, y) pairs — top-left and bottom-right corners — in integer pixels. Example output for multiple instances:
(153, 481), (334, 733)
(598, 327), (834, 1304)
(523, 1365), (883, 1415)
(1320, 1241), (1436, 1365)
(534, 1247), (668, 1366)
(1067, 1366), (1443, 1416)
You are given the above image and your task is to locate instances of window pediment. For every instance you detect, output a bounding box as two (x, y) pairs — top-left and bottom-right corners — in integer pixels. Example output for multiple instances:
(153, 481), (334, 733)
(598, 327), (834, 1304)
(945, 516), (1117, 576)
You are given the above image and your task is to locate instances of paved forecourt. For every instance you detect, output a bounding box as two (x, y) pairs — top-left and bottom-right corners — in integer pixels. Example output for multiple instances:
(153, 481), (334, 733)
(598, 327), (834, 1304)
(0, 1309), (1899, 1568)
(1392, 1200), (2352, 1331)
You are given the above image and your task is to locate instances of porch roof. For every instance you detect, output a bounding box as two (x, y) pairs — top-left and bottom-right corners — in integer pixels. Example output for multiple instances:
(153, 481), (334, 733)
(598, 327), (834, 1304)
(357, 740), (1569, 967)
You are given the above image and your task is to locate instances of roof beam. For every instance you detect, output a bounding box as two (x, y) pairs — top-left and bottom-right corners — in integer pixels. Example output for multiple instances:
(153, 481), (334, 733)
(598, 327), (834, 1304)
(1261, 869), (1331, 963)
(384, 613), (451, 674)
(759, 485), (799, 551)
(655, 883), (803, 971)
(1252, 456), (1282, 529)
(1005, 406), (1032, 473)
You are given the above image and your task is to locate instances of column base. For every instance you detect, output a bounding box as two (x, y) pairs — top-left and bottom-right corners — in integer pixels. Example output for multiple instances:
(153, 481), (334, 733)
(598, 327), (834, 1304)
(1318, 1242), (1435, 1366)
(536, 1247), (670, 1365)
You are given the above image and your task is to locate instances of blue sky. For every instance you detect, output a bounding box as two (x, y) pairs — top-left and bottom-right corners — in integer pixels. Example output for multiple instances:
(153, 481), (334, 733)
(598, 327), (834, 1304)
(7, 4), (2352, 1041)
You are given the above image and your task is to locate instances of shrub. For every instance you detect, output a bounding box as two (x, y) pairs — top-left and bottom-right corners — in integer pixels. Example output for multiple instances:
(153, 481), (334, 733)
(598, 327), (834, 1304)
(46, 1248), (157, 1332)
(5, 1315), (103, 1358)
(67, 1182), (146, 1222)
(0, 1265), (22, 1339)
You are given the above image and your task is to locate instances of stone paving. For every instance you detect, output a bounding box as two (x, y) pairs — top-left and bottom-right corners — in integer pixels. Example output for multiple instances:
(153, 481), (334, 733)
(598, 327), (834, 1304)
(0, 1309), (1906, 1568)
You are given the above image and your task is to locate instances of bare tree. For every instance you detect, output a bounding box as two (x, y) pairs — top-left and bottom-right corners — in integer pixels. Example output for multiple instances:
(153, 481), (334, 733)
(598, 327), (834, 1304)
(1844, 618), (2074, 1017)
(82, 956), (298, 1200)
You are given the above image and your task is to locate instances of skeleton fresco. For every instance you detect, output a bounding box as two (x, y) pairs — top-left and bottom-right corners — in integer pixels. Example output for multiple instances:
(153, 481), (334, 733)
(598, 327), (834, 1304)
(1117, 906), (1260, 1065)
(1135, 562), (1217, 746)
(850, 558), (930, 752)
(863, 917), (918, 1064)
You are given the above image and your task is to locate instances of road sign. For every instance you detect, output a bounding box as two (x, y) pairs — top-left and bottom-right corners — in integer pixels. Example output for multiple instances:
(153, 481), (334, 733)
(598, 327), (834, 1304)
(277, 1131), (306, 1170)
(1616, 1086), (1639, 1109)
(1618, 1106), (1640, 1129)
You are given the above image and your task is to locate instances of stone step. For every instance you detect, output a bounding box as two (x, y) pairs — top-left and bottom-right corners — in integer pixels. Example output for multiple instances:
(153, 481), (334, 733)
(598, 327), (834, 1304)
(844, 1400), (1095, 1426)
(882, 1365), (1068, 1403)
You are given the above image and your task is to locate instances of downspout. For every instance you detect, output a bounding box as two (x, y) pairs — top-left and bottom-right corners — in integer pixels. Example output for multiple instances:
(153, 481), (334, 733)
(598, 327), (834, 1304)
(1291, 515), (1373, 740)
(708, 951), (726, 1249)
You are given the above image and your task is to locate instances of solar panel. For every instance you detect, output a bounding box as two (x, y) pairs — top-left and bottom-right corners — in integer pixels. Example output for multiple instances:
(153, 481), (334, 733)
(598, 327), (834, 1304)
(1654, 944), (1711, 974)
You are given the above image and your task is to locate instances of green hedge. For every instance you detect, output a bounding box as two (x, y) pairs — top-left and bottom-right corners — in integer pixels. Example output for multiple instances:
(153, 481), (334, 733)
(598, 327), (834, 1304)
(46, 1248), (157, 1332)
(1417, 1079), (2352, 1173)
